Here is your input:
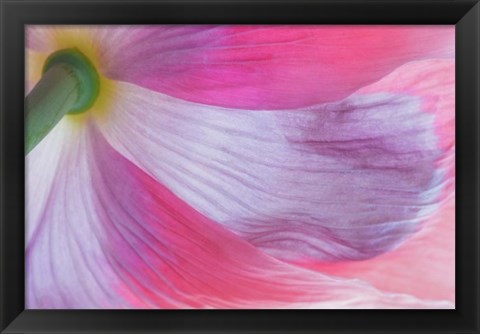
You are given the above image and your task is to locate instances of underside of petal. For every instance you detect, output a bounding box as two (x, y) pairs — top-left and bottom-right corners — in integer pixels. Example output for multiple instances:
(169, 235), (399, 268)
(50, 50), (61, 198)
(26, 120), (451, 309)
(294, 59), (455, 303)
(25, 25), (455, 309)
(301, 198), (455, 302)
(96, 59), (453, 264)
(100, 25), (454, 109)
(27, 25), (454, 109)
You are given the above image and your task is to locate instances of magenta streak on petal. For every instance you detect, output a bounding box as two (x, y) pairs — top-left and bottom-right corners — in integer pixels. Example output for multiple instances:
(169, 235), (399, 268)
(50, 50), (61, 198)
(93, 25), (455, 109)
(25, 120), (453, 309)
(96, 59), (453, 263)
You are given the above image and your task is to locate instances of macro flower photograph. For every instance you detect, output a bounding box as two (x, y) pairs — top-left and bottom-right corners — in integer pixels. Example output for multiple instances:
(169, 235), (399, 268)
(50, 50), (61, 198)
(25, 25), (455, 309)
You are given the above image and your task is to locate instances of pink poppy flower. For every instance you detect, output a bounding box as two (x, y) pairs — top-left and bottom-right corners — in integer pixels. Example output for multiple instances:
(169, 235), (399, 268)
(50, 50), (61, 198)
(25, 25), (455, 309)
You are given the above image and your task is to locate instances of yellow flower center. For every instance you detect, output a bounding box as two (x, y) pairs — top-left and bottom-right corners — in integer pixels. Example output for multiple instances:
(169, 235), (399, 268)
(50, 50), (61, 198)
(26, 27), (117, 125)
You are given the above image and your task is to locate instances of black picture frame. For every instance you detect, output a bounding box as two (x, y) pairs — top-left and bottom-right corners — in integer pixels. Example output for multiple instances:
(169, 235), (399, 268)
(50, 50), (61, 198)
(1, 0), (479, 333)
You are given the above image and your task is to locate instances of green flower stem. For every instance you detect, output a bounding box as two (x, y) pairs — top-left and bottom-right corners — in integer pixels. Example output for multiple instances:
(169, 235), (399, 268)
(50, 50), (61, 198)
(25, 64), (79, 155)
(25, 48), (100, 155)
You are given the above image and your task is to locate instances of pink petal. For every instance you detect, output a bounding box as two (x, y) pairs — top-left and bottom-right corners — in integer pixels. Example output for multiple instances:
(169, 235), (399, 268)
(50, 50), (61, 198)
(300, 199), (455, 303)
(25, 25), (454, 109)
(26, 26), (56, 52)
(294, 59), (455, 303)
(99, 25), (454, 109)
(96, 59), (453, 264)
(25, 119), (450, 308)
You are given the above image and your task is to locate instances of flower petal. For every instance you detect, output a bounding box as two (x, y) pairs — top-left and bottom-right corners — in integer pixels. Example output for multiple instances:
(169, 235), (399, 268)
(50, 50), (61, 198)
(26, 26), (57, 52)
(100, 25), (454, 109)
(302, 198), (455, 303)
(95, 59), (453, 264)
(26, 25), (454, 109)
(27, 25), (455, 109)
(26, 119), (450, 308)
(293, 59), (455, 303)
(26, 119), (69, 244)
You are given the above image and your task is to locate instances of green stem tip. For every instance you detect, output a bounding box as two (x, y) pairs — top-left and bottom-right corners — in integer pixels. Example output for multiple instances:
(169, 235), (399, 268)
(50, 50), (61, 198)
(25, 48), (100, 155)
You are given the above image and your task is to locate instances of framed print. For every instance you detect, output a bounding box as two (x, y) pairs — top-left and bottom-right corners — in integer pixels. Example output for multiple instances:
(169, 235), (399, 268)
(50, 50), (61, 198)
(1, 0), (479, 333)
